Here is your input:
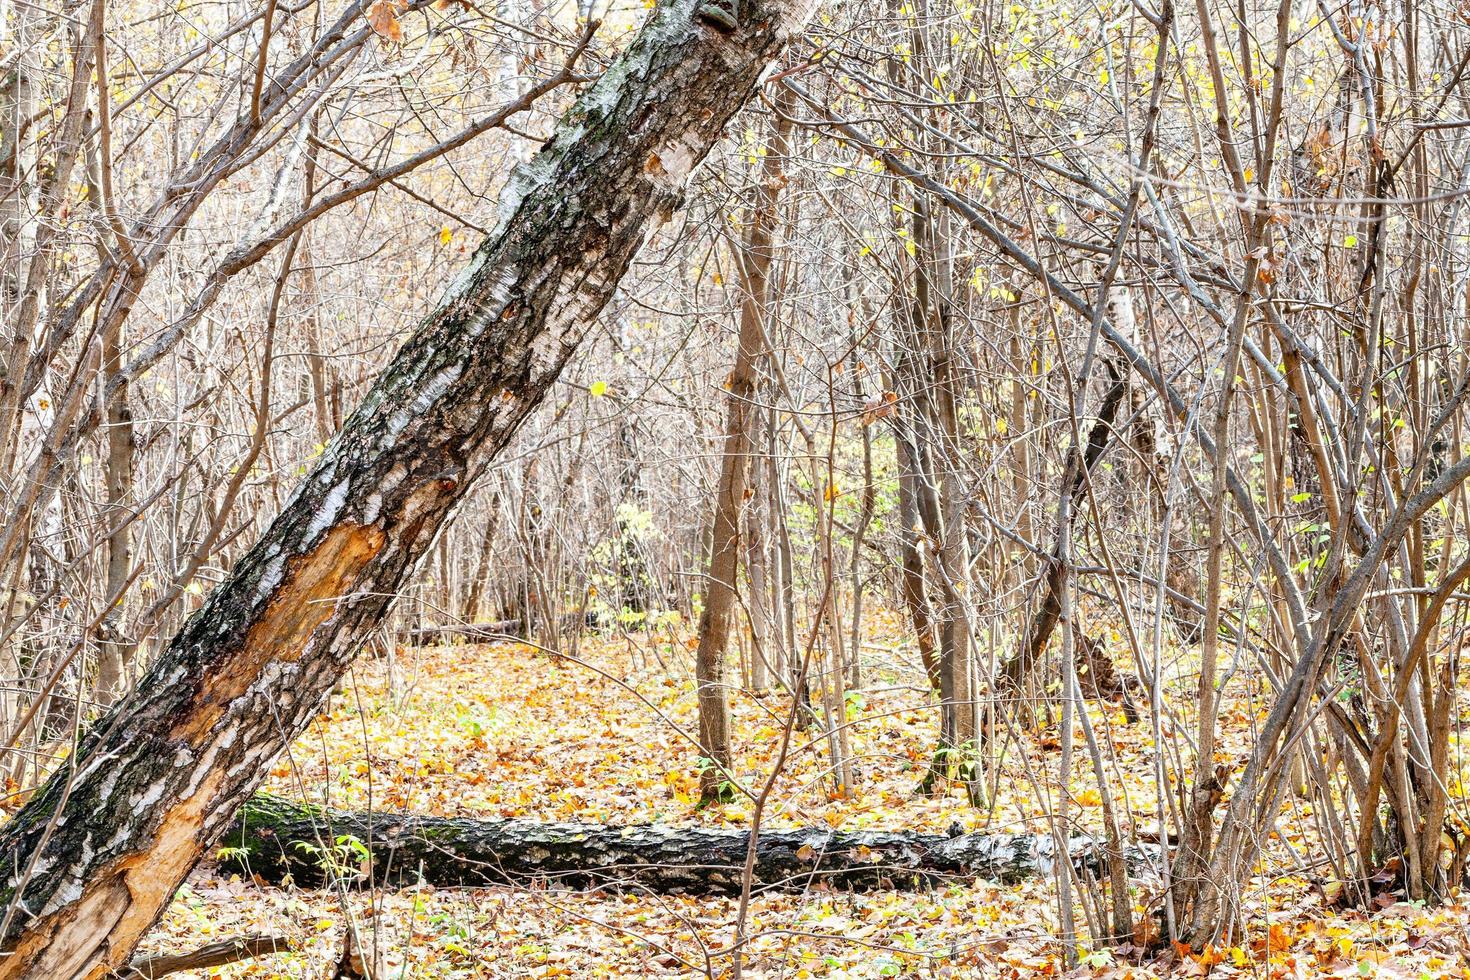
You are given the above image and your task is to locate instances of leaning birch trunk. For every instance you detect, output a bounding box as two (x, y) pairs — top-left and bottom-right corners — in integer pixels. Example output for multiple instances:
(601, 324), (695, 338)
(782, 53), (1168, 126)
(0, 0), (815, 972)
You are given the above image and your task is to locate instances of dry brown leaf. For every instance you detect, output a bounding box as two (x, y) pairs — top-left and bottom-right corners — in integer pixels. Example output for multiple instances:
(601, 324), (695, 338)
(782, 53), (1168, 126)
(367, 0), (404, 43)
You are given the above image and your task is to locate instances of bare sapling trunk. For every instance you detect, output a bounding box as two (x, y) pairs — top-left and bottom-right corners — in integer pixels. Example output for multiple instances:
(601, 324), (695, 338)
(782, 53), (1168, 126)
(846, 342), (876, 691)
(998, 355), (1125, 706)
(904, 194), (977, 802)
(897, 0), (977, 801)
(1169, 0), (1290, 937)
(896, 447), (941, 688)
(0, 0), (815, 971)
(95, 292), (136, 704)
(695, 100), (792, 804)
(744, 479), (772, 693)
(464, 490), (503, 621)
(883, 355), (939, 690)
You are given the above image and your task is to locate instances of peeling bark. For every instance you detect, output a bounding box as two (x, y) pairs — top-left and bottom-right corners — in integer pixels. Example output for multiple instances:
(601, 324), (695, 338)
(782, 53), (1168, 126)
(221, 795), (1161, 893)
(0, 0), (815, 974)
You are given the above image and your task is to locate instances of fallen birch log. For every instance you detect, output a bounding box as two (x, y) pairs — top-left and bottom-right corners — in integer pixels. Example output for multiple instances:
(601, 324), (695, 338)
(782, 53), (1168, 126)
(221, 795), (1160, 893)
(396, 619), (524, 644)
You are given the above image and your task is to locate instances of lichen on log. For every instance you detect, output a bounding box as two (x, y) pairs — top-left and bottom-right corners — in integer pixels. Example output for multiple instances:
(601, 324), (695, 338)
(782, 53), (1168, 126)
(221, 795), (1160, 893)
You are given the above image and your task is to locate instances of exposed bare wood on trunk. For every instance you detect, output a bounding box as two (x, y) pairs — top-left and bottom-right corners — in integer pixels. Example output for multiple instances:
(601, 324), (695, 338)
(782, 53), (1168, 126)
(0, 0), (815, 971)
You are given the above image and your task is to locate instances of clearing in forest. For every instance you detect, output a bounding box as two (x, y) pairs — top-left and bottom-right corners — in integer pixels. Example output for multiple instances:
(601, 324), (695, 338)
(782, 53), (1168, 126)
(127, 629), (1470, 978)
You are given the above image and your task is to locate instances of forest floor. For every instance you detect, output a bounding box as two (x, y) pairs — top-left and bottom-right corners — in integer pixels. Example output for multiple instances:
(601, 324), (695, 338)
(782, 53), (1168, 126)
(137, 614), (1470, 978)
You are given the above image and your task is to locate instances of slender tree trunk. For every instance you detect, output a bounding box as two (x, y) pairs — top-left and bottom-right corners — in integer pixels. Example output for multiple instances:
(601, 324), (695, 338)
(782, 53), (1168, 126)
(0, 3), (38, 322)
(907, 194), (977, 798)
(999, 360), (1127, 699)
(0, 6), (94, 492)
(298, 131), (337, 448)
(95, 290), (137, 704)
(464, 490), (502, 621)
(886, 372), (939, 689)
(611, 367), (653, 618)
(847, 398), (874, 690)
(745, 462), (772, 693)
(694, 100), (792, 803)
(0, 2), (41, 749)
(767, 412), (810, 720)
(0, 1), (814, 972)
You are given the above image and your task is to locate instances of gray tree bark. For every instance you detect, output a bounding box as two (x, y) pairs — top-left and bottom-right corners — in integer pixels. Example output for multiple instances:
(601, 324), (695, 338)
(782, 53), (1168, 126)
(221, 795), (1160, 893)
(95, 291), (137, 704)
(0, 0), (815, 973)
